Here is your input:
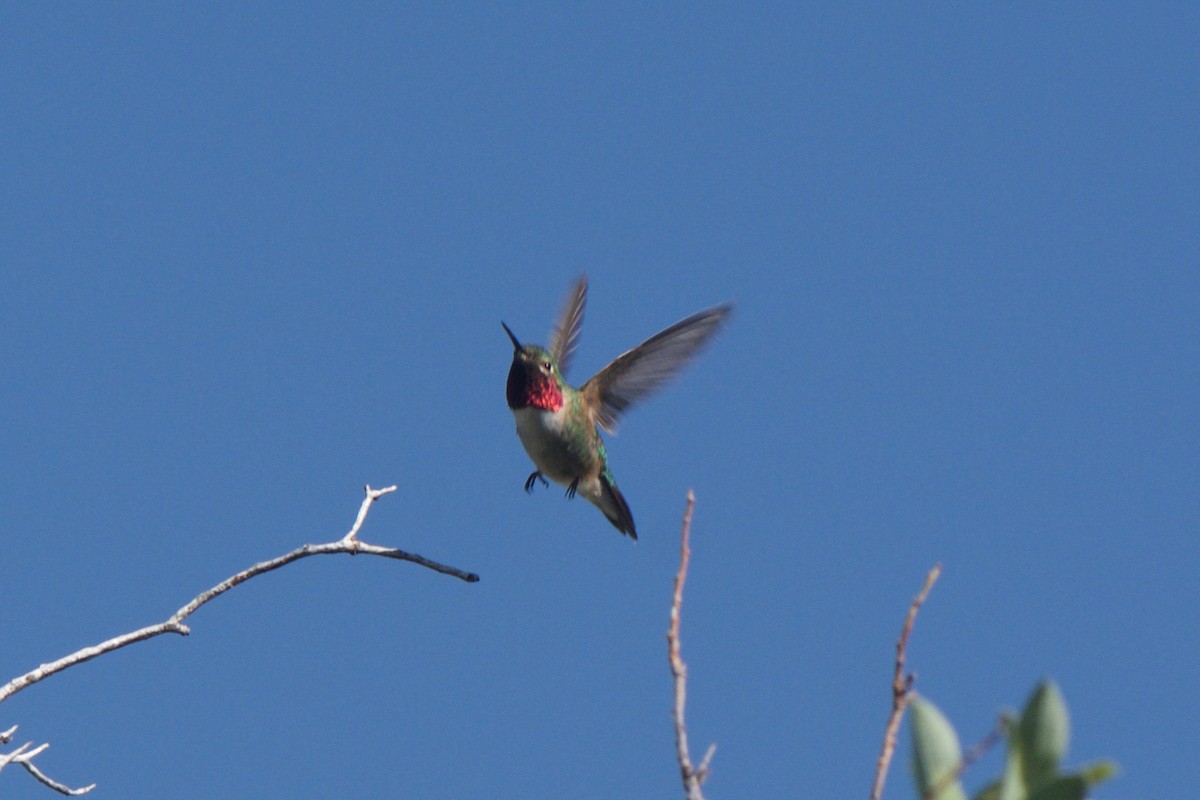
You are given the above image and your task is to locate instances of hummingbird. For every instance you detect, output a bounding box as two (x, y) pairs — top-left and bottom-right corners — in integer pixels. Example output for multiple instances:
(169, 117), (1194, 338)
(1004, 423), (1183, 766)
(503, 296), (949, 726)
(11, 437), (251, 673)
(502, 274), (731, 539)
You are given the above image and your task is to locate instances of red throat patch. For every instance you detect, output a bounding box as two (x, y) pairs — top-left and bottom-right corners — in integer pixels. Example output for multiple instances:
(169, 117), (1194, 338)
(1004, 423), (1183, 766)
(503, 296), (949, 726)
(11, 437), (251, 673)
(524, 373), (563, 412)
(507, 357), (566, 412)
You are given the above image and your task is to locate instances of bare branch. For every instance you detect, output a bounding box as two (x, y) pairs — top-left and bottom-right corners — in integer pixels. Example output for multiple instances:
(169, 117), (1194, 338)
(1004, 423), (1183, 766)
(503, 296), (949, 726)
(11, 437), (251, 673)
(668, 490), (715, 800)
(1, 484), (478, 793)
(0, 733), (95, 795)
(870, 563), (942, 800)
(1, 484), (478, 706)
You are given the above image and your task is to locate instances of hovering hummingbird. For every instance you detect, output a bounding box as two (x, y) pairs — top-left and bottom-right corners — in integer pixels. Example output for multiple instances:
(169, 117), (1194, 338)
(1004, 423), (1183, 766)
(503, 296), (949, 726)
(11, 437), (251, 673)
(502, 275), (731, 539)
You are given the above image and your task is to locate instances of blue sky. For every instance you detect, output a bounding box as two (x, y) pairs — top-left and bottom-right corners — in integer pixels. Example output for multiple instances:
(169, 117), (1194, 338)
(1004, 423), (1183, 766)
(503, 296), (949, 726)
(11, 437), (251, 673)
(2, 4), (1196, 798)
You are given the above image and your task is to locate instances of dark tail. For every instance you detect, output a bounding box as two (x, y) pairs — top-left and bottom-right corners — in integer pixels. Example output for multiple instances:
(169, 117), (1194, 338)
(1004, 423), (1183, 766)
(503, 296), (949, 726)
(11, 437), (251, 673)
(599, 474), (637, 539)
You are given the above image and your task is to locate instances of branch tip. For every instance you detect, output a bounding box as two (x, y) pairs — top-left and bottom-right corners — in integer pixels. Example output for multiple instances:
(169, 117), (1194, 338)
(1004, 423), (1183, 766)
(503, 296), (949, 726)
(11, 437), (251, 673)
(870, 563), (942, 800)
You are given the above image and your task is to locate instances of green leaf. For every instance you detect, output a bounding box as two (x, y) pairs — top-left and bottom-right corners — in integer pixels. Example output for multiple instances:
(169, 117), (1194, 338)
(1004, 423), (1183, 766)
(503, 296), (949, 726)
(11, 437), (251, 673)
(1026, 775), (1086, 800)
(1078, 761), (1118, 785)
(1016, 681), (1070, 790)
(997, 717), (1025, 800)
(910, 696), (969, 800)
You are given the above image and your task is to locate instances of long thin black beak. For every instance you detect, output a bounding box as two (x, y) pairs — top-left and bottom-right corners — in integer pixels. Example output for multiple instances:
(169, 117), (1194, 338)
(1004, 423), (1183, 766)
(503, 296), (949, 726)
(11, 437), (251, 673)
(501, 321), (522, 351)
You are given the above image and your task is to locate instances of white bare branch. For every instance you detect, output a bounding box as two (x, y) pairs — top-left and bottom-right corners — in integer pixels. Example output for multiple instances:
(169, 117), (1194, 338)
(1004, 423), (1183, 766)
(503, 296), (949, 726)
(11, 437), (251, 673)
(1, 484), (478, 794)
(2, 484), (477, 705)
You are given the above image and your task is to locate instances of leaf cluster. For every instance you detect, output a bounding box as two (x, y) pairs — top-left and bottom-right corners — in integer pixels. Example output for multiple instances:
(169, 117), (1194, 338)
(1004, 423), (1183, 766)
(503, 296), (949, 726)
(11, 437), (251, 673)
(911, 681), (1117, 800)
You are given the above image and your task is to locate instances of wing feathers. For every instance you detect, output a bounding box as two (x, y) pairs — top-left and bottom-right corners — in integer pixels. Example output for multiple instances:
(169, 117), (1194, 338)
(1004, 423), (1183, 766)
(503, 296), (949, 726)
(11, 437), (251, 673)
(583, 303), (731, 433)
(548, 274), (587, 377)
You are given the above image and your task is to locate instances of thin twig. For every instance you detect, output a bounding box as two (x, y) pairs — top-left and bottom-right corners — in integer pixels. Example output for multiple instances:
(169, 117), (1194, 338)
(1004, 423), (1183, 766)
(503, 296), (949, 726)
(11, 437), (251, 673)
(341, 484), (392, 543)
(869, 563), (942, 800)
(0, 484), (479, 706)
(669, 490), (715, 800)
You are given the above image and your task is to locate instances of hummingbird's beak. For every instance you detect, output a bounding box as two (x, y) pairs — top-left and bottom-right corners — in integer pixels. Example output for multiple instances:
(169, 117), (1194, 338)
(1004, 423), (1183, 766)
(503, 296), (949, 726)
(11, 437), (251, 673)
(501, 321), (522, 351)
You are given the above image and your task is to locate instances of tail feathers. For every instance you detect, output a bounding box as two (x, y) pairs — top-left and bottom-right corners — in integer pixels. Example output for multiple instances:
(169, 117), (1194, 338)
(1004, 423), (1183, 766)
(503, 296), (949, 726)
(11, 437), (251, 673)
(598, 474), (637, 539)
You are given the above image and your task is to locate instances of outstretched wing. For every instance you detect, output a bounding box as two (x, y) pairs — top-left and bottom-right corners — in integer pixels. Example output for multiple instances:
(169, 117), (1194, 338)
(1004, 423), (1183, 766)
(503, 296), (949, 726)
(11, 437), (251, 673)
(548, 274), (587, 377)
(582, 303), (731, 433)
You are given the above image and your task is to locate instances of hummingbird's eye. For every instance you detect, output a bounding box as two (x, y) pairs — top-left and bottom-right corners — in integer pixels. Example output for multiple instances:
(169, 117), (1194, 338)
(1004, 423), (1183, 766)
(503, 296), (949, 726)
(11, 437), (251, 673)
(542, 361), (553, 372)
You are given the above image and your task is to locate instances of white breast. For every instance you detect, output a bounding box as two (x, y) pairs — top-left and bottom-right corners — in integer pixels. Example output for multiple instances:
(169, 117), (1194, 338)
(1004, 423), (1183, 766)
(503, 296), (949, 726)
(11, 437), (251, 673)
(512, 404), (574, 484)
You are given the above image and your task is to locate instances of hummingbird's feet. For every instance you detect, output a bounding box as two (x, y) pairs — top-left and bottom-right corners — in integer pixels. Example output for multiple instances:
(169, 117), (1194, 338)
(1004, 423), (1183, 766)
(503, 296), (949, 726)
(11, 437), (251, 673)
(524, 471), (549, 493)
(565, 478), (579, 499)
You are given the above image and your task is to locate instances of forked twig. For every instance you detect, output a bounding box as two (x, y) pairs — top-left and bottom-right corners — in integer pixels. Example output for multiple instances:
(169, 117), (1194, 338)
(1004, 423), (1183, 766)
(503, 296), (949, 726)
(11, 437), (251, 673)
(0, 735), (95, 795)
(1, 485), (476, 705)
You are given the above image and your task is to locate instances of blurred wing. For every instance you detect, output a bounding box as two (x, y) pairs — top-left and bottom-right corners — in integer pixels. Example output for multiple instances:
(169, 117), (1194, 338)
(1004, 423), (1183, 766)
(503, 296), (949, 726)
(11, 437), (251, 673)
(548, 274), (587, 376)
(582, 303), (731, 433)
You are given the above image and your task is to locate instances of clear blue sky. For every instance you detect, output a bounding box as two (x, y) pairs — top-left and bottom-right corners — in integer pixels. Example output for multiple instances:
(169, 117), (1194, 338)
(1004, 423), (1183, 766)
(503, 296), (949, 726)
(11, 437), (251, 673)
(2, 5), (1196, 798)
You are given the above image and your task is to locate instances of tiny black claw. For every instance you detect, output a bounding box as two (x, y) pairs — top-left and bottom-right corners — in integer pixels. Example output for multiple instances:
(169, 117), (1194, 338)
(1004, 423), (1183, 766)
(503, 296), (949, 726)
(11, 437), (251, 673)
(524, 471), (548, 493)
(565, 478), (579, 499)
